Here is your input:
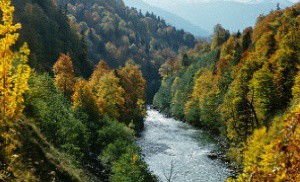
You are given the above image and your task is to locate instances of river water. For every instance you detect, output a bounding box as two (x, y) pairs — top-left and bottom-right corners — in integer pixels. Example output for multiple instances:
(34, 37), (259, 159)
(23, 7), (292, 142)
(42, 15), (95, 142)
(137, 109), (231, 182)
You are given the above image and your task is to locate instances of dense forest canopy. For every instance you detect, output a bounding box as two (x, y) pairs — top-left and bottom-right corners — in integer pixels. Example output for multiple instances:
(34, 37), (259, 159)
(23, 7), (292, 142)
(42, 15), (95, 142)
(12, 0), (94, 77)
(0, 0), (162, 180)
(61, 0), (196, 101)
(154, 2), (300, 181)
(12, 0), (196, 101)
(1, 0), (300, 181)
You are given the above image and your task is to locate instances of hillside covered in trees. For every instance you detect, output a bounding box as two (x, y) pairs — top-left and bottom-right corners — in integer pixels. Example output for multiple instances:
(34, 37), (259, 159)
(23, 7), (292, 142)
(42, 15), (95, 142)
(1, 0), (300, 181)
(64, 0), (196, 100)
(12, 0), (94, 77)
(13, 0), (196, 101)
(154, 3), (300, 181)
(0, 1), (157, 180)
(0, 1), (158, 179)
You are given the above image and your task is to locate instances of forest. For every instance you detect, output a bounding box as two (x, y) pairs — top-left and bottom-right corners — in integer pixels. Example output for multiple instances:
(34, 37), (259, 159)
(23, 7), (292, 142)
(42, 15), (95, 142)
(13, 0), (196, 102)
(1, 0), (300, 181)
(154, 3), (300, 181)
(1, 0), (163, 181)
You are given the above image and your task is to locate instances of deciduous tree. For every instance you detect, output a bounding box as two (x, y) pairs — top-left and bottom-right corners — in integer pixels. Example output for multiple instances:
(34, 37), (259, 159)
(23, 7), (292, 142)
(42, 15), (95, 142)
(0, 0), (31, 123)
(0, 0), (30, 177)
(96, 72), (125, 119)
(118, 61), (146, 127)
(72, 78), (99, 120)
(53, 54), (76, 98)
(89, 60), (110, 92)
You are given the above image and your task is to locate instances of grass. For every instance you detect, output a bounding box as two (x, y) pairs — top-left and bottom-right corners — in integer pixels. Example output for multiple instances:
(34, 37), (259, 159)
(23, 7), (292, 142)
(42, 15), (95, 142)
(1, 118), (100, 181)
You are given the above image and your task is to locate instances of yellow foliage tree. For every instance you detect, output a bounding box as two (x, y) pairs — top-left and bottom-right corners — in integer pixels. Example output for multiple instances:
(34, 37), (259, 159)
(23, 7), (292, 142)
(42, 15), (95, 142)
(118, 62), (147, 121)
(192, 69), (214, 111)
(235, 106), (300, 181)
(53, 54), (76, 98)
(89, 60), (110, 92)
(0, 0), (31, 179)
(96, 71), (125, 119)
(0, 0), (31, 123)
(72, 79), (100, 115)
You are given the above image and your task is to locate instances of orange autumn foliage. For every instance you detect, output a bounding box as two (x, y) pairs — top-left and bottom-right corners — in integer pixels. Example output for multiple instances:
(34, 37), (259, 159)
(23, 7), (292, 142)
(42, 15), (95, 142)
(53, 54), (76, 98)
(234, 105), (300, 181)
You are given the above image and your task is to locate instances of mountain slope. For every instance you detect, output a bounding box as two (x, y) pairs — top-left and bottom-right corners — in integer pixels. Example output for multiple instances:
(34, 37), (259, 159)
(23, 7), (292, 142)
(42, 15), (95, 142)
(56, 0), (196, 101)
(12, 0), (94, 77)
(12, 0), (197, 101)
(153, 2), (300, 180)
(123, 0), (209, 37)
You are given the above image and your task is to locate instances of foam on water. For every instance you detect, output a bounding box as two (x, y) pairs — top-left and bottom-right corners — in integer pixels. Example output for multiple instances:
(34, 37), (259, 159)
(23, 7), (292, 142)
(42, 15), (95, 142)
(137, 109), (231, 182)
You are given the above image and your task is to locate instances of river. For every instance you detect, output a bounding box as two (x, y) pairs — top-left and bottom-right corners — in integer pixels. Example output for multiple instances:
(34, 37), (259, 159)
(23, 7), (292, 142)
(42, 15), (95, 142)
(137, 109), (232, 182)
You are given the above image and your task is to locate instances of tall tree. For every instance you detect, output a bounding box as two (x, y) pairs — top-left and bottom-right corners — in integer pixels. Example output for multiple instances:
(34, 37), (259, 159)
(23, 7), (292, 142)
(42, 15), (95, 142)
(89, 60), (110, 92)
(0, 0), (31, 123)
(72, 78), (99, 120)
(0, 0), (31, 175)
(118, 60), (147, 127)
(211, 24), (230, 50)
(249, 64), (276, 125)
(96, 71), (125, 119)
(53, 54), (76, 98)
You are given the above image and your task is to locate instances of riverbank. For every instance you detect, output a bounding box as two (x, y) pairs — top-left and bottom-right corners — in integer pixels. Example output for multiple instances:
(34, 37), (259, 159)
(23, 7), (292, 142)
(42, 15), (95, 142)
(139, 109), (232, 181)
(150, 106), (239, 177)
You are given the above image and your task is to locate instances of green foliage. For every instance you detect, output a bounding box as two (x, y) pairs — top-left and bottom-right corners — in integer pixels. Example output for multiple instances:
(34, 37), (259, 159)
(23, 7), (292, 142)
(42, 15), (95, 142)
(55, 0), (196, 101)
(23, 69), (154, 181)
(110, 149), (157, 182)
(211, 24), (230, 50)
(96, 118), (135, 150)
(154, 49), (221, 127)
(13, 0), (93, 77)
(100, 139), (133, 170)
(153, 76), (176, 112)
(249, 64), (276, 125)
(154, 4), (300, 181)
(25, 73), (89, 158)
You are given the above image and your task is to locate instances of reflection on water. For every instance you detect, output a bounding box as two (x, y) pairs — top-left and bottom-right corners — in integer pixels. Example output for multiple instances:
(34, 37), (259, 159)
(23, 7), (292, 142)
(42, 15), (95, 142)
(137, 110), (231, 182)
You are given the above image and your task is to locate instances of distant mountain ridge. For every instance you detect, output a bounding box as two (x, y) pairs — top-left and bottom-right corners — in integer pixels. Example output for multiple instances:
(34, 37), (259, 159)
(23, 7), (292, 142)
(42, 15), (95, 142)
(143, 0), (295, 33)
(123, 0), (209, 37)
(143, 0), (296, 5)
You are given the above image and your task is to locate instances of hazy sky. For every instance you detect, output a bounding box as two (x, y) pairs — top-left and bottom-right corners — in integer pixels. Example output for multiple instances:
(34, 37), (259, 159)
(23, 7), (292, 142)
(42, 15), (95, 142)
(144, 0), (300, 5)
(140, 0), (300, 33)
